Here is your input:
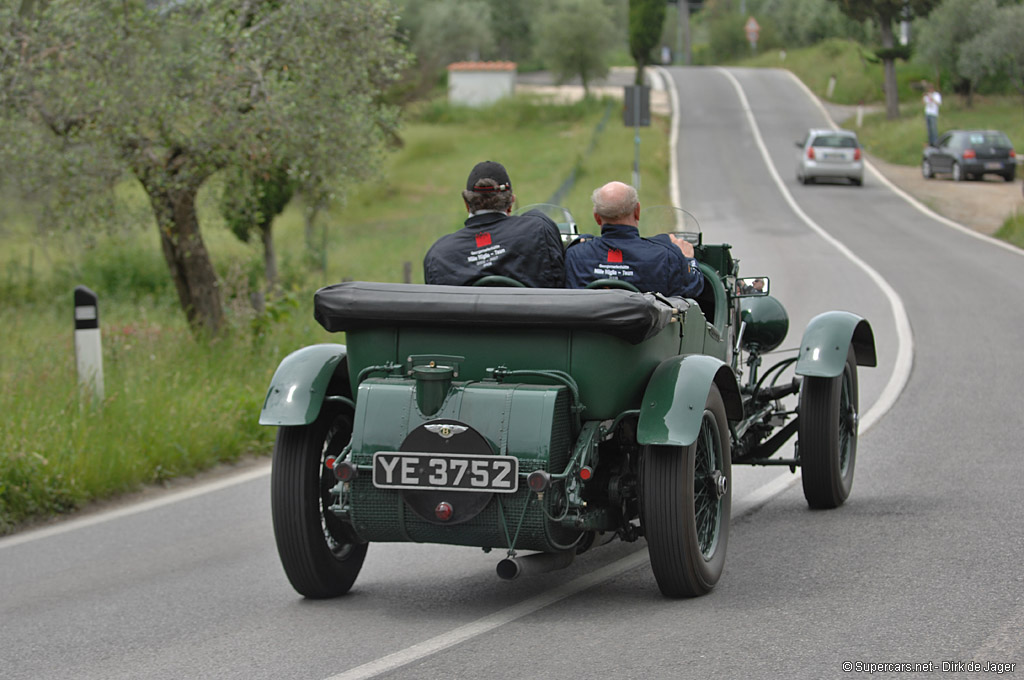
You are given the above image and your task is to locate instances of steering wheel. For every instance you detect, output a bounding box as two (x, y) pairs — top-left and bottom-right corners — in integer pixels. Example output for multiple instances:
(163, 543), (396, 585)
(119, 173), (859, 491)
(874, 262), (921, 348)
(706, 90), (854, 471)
(585, 278), (640, 292)
(472, 275), (525, 288)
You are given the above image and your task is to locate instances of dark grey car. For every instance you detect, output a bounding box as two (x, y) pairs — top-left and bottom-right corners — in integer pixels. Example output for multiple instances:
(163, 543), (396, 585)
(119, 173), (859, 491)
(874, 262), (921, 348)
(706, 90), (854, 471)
(921, 129), (1017, 182)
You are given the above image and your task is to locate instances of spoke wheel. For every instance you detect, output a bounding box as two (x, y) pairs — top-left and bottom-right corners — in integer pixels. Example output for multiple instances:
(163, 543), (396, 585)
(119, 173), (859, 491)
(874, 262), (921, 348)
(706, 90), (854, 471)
(271, 406), (368, 598)
(641, 385), (731, 597)
(798, 346), (859, 509)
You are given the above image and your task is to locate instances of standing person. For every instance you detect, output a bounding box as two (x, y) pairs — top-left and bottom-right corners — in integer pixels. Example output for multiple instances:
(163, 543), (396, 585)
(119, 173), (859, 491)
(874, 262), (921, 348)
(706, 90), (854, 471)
(423, 161), (565, 287)
(923, 82), (942, 147)
(564, 181), (703, 298)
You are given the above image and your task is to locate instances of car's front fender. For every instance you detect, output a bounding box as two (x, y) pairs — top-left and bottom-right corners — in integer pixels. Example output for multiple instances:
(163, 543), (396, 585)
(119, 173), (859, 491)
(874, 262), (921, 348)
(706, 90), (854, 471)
(794, 311), (876, 378)
(259, 344), (349, 426)
(637, 354), (743, 447)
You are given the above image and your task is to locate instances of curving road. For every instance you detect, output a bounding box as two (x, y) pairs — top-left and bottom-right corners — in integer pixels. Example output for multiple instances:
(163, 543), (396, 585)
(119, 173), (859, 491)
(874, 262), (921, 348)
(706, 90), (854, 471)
(2, 67), (1022, 680)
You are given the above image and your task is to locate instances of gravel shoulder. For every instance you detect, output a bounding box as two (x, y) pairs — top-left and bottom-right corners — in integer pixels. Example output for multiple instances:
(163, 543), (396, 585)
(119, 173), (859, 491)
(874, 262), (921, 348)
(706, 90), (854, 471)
(864, 153), (1022, 236)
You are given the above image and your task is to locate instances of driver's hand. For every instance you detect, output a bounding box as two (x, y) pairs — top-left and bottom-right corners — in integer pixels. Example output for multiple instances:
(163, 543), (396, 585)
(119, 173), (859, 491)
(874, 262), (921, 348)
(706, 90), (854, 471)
(669, 233), (695, 258)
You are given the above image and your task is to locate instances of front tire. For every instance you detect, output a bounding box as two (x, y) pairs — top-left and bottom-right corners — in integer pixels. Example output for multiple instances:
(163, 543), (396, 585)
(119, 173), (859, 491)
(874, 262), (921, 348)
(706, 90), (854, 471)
(921, 159), (934, 179)
(798, 346), (859, 509)
(641, 385), (731, 597)
(271, 406), (368, 598)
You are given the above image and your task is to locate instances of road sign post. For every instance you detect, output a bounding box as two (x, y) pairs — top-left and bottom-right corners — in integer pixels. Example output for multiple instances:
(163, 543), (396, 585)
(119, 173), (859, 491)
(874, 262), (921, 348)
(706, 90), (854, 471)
(745, 16), (760, 53)
(624, 85), (650, 189)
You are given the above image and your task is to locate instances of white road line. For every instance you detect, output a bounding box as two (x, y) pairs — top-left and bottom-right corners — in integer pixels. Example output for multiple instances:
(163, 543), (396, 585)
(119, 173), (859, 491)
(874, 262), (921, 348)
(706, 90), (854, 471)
(0, 461), (271, 550)
(324, 549), (652, 680)
(713, 66), (913, 434)
(325, 469), (803, 680)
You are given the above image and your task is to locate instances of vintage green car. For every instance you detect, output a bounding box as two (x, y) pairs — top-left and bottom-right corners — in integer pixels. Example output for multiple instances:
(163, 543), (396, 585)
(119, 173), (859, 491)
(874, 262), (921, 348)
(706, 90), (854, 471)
(260, 209), (876, 599)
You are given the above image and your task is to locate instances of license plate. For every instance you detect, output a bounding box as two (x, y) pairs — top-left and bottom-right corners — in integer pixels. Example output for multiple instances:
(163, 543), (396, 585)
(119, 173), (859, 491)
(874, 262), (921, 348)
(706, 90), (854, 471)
(372, 452), (519, 493)
(985, 162), (1003, 170)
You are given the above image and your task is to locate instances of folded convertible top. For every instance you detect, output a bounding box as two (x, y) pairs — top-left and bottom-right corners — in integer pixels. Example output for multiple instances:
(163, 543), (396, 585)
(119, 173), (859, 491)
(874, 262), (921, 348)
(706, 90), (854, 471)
(313, 282), (687, 345)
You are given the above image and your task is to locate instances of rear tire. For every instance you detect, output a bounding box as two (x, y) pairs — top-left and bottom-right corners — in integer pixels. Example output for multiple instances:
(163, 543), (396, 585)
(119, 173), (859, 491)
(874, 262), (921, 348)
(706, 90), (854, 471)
(921, 159), (934, 179)
(798, 346), (858, 509)
(271, 406), (368, 598)
(642, 385), (731, 597)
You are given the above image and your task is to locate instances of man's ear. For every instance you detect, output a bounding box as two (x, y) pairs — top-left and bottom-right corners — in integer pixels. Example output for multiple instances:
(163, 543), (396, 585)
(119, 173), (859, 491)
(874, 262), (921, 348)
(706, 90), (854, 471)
(593, 212), (604, 226)
(634, 202), (641, 221)
(464, 198), (472, 214)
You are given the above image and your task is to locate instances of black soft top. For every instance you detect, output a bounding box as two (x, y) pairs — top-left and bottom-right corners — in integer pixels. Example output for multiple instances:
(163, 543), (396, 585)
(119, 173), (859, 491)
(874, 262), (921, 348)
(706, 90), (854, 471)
(314, 282), (686, 345)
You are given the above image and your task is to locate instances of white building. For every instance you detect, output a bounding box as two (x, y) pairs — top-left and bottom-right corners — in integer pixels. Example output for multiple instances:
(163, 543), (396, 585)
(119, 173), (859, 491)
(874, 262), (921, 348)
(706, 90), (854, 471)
(447, 61), (517, 107)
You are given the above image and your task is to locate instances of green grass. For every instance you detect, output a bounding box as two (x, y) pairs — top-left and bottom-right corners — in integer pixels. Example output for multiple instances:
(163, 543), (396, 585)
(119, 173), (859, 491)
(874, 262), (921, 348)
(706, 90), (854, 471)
(738, 38), (932, 107)
(0, 94), (671, 532)
(995, 210), (1024, 249)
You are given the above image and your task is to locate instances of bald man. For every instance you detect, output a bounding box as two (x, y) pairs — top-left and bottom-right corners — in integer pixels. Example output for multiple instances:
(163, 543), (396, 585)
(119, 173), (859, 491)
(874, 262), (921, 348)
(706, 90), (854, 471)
(565, 181), (703, 297)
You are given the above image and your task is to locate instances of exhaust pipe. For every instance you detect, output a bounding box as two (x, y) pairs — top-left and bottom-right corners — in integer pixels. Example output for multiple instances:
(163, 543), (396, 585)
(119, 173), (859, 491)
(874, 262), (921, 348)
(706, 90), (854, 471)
(496, 550), (575, 580)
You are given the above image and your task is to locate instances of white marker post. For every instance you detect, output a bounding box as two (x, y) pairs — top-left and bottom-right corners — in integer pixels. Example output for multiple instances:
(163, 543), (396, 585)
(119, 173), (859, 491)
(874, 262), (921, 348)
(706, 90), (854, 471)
(74, 285), (104, 401)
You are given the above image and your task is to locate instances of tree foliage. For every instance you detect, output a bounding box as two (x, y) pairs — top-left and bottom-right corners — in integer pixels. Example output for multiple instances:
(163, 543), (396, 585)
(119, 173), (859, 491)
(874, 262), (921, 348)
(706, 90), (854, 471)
(832, 0), (940, 118)
(759, 0), (872, 47)
(915, 0), (998, 103)
(629, 0), (665, 85)
(1, 0), (407, 334)
(535, 0), (616, 96)
(959, 4), (1024, 104)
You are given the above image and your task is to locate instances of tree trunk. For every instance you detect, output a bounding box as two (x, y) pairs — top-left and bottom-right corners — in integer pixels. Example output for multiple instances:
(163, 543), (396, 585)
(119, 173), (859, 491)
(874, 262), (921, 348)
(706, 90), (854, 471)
(260, 221), (278, 294)
(141, 178), (225, 335)
(879, 20), (900, 120)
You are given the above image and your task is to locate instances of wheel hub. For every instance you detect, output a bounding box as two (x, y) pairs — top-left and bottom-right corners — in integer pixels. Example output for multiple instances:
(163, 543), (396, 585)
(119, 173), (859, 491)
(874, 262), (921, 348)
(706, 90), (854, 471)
(710, 470), (728, 500)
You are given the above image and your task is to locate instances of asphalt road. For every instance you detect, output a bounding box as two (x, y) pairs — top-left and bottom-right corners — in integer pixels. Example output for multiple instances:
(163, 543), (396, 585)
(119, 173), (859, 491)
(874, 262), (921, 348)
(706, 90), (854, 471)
(3, 66), (1022, 680)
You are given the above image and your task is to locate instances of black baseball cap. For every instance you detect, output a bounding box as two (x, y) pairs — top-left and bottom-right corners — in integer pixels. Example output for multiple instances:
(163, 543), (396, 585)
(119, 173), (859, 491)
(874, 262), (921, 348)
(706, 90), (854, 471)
(466, 161), (512, 192)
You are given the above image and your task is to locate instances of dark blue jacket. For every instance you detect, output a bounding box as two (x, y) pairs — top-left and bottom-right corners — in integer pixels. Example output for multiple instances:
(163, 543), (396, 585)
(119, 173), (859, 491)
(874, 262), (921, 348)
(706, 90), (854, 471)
(564, 223), (704, 297)
(423, 210), (564, 287)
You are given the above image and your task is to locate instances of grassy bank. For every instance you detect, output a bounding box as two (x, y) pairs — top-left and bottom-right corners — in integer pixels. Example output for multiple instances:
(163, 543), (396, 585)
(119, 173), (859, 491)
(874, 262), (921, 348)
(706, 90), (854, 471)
(0, 95), (671, 533)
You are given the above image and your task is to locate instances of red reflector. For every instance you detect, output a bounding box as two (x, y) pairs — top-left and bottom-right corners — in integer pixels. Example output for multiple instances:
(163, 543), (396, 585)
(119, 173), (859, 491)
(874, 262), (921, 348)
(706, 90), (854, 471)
(579, 466), (593, 481)
(854, 148), (861, 161)
(807, 148), (815, 160)
(325, 456), (336, 471)
(1011, 149), (1017, 158)
(963, 149), (976, 159)
(435, 501), (453, 522)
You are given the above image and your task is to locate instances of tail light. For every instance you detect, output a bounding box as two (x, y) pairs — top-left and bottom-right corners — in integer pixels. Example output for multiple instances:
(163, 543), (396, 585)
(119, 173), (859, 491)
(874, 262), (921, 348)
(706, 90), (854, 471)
(854, 148), (861, 161)
(963, 149), (976, 159)
(1010, 149), (1017, 159)
(807, 147), (815, 160)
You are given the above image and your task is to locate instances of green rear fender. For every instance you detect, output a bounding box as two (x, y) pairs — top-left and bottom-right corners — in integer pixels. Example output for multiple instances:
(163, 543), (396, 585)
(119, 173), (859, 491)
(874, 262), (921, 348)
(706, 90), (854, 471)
(637, 355), (743, 447)
(259, 343), (350, 426)
(795, 311), (876, 378)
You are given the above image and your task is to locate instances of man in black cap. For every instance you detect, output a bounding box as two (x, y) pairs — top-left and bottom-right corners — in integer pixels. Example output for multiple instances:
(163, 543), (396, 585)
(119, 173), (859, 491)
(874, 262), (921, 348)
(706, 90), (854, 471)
(423, 161), (565, 287)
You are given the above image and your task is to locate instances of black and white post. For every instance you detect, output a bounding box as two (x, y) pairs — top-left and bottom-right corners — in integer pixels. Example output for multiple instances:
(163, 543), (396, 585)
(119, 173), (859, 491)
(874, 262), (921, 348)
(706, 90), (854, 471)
(74, 285), (104, 401)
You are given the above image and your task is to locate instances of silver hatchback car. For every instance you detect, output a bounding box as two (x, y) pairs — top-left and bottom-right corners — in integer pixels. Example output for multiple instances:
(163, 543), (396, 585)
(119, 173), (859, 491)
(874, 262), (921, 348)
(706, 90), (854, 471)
(795, 128), (863, 186)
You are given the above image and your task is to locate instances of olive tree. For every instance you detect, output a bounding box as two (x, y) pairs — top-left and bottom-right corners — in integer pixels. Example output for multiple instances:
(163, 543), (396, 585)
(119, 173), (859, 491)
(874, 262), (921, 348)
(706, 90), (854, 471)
(0, 0), (406, 334)
(535, 0), (617, 96)
(832, 0), (939, 119)
(916, 0), (998, 105)
(959, 4), (1024, 106)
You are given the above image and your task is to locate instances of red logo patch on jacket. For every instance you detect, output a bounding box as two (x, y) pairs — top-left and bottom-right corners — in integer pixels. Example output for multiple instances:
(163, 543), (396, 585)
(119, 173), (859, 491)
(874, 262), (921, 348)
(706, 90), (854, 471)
(607, 248), (623, 263)
(475, 232), (492, 248)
